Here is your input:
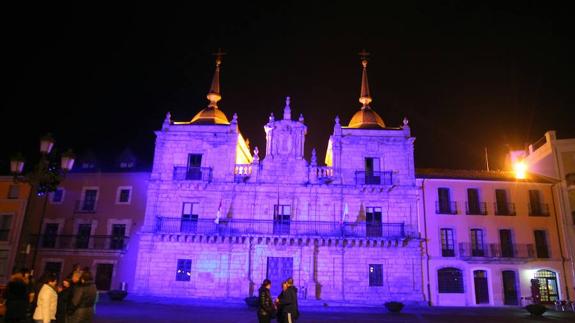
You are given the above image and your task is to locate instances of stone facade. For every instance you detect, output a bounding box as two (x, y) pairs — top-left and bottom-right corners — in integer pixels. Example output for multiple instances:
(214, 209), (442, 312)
(133, 97), (423, 303)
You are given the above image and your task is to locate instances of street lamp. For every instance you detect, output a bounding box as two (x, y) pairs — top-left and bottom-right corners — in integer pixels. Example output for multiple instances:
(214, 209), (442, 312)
(11, 133), (75, 274)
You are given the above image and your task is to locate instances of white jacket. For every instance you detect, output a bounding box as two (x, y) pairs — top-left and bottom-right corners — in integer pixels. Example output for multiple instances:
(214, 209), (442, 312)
(33, 284), (58, 323)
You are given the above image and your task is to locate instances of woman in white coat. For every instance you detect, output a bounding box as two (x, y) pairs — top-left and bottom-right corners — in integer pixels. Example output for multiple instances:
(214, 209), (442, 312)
(33, 272), (58, 323)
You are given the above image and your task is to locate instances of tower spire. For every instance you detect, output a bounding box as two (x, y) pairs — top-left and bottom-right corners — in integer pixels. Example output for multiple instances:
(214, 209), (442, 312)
(207, 49), (226, 108)
(358, 49), (372, 110)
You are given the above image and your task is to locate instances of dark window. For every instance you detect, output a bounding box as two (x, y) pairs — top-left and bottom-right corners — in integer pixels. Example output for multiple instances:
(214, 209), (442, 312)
(118, 189), (131, 203)
(499, 229), (514, 257)
(366, 207), (382, 237)
(529, 190), (548, 216)
(81, 189), (98, 211)
(467, 189), (482, 215)
(364, 157), (381, 184)
(176, 259), (192, 281)
(470, 229), (485, 257)
(7, 185), (19, 199)
(42, 223), (59, 248)
(181, 203), (199, 232)
(438, 267), (464, 293)
(502, 270), (519, 305)
(474, 270), (489, 304)
(440, 228), (455, 257)
(273, 205), (291, 235)
(534, 230), (549, 258)
(75, 224), (92, 249)
(52, 189), (64, 203)
(0, 215), (12, 241)
(369, 264), (383, 286)
(187, 154), (203, 180)
(437, 188), (454, 214)
(495, 189), (513, 215)
(95, 263), (114, 290)
(110, 224), (126, 250)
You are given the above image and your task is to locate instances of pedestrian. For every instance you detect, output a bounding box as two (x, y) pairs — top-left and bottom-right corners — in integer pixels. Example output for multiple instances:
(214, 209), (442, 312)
(33, 272), (58, 323)
(257, 279), (275, 323)
(56, 279), (73, 323)
(3, 269), (30, 323)
(277, 278), (299, 323)
(275, 281), (288, 323)
(69, 271), (97, 323)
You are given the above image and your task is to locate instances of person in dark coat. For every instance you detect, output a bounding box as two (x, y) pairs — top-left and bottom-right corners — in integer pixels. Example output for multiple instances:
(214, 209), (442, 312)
(69, 271), (97, 323)
(277, 278), (299, 323)
(56, 279), (73, 323)
(3, 270), (30, 323)
(257, 279), (275, 323)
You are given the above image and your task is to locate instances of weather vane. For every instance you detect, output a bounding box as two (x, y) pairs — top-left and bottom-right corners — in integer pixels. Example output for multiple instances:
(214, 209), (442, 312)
(213, 48), (227, 66)
(358, 49), (370, 61)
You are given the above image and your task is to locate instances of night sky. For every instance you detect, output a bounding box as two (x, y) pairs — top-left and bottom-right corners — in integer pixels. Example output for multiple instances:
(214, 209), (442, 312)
(3, 2), (574, 172)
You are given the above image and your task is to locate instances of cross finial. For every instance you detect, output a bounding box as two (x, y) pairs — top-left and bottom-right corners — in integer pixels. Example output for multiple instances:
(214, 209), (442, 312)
(358, 49), (370, 66)
(213, 48), (227, 66)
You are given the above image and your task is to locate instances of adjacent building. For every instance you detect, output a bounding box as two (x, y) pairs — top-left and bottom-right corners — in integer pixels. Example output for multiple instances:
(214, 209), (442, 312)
(133, 57), (424, 304)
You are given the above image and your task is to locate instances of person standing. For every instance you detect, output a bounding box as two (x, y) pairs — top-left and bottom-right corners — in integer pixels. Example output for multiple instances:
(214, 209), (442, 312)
(69, 271), (97, 323)
(3, 269), (30, 323)
(56, 279), (73, 323)
(277, 278), (299, 323)
(32, 272), (58, 323)
(257, 279), (275, 323)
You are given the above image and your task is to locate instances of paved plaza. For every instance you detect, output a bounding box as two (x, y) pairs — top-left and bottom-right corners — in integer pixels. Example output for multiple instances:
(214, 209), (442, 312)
(92, 295), (575, 323)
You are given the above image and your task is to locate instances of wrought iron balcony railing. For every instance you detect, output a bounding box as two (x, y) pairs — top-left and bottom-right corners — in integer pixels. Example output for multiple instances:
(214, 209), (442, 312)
(155, 217), (409, 239)
(435, 201), (458, 215)
(528, 203), (550, 216)
(31, 234), (129, 251)
(494, 202), (516, 216)
(74, 200), (97, 213)
(458, 243), (535, 259)
(354, 171), (394, 185)
(173, 166), (213, 182)
(465, 202), (488, 215)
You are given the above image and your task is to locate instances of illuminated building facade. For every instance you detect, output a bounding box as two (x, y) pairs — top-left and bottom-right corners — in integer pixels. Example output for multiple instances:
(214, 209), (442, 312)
(133, 56), (424, 303)
(418, 169), (569, 306)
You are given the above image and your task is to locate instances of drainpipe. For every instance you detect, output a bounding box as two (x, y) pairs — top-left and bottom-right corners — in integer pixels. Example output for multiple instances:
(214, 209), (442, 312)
(422, 178), (432, 306)
(551, 183), (571, 301)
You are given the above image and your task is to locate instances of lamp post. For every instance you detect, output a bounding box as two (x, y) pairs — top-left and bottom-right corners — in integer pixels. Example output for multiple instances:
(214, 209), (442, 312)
(11, 133), (75, 275)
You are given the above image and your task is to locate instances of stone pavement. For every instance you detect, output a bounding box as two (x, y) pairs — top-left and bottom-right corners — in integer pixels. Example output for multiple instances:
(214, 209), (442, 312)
(91, 295), (575, 323)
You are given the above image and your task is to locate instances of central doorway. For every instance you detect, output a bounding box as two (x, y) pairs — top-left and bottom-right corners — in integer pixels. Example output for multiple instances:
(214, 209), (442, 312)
(266, 257), (293, 298)
(473, 270), (489, 304)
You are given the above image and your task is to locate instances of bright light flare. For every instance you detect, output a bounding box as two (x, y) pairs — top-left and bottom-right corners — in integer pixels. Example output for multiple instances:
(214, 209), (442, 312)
(513, 160), (527, 179)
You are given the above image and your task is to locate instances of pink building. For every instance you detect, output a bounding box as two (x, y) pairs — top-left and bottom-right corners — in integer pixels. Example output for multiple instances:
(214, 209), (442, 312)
(418, 169), (569, 306)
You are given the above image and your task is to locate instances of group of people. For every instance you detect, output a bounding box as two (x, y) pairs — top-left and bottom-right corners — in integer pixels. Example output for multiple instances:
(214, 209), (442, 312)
(258, 278), (299, 323)
(3, 265), (98, 323)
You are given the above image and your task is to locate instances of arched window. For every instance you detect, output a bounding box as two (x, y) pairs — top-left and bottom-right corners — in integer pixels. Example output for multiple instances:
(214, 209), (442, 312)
(438, 267), (464, 293)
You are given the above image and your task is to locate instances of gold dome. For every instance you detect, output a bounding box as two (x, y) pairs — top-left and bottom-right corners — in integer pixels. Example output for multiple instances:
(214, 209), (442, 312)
(348, 107), (386, 129)
(190, 106), (230, 125)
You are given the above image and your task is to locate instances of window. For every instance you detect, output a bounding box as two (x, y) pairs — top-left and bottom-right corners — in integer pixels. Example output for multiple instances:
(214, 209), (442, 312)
(369, 264), (383, 286)
(437, 188), (456, 214)
(0, 215), (12, 241)
(176, 259), (192, 281)
(181, 202), (199, 232)
(116, 187), (132, 204)
(466, 188), (485, 215)
(366, 207), (382, 237)
(440, 228), (455, 257)
(534, 230), (549, 258)
(273, 205), (291, 235)
(51, 188), (64, 204)
(438, 267), (464, 293)
(110, 224), (126, 250)
(470, 229), (485, 257)
(364, 157), (381, 184)
(187, 154), (203, 180)
(42, 223), (59, 248)
(75, 224), (92, 249)
(79, 189), (98, 212)
(120, 161), (134, 168)
(495, 189), (514, 215)
(499, 229), (514, 257)
(529, 190), (548, 216)
(7, 185), (19, 199)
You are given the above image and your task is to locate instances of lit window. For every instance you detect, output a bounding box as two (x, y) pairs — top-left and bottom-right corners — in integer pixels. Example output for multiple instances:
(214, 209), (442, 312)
(51, 188), (65, 203)
(369, 264), (383, 286)
(176, 259), (192, 281)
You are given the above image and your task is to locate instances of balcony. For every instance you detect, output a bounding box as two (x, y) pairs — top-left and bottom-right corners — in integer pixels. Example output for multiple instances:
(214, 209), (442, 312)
(31, 234), (129, 251)
(310, 166), (334, 182)
(354, 171), (394, 185)
(466, 202), (487, 215)
(234, 164), (252, 182)
(528, 203), (550, 216)
(494, 202), (516, 216)
(458, 243), (535, 260)
(155, 217), (409, 239)
(173, 166), (212, 182)
(74, 200), (97, 213)
(435, 201), (458, 215)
